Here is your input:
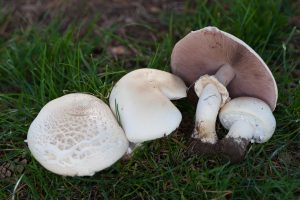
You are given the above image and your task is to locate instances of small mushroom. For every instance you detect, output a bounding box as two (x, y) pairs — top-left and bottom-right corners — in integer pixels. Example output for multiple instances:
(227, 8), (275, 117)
(109, 68), (187, 153)
(218, 97), (276, 162)
(171, 26), (277, 146)
(26, 93), (129, 176)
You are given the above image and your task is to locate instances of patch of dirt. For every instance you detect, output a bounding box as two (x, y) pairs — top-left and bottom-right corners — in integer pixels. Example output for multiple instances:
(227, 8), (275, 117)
(187, 137), (250, 164)
(0, 0), (185, 37)
(0, 0), (190, 68)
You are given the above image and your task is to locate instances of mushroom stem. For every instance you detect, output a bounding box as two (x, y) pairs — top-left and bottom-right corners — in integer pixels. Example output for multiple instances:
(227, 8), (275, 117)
(226, 120), (254, 140)
(192, 64), (235, 144)
(192, 83), (221, 144)
(214, 64), (235, 86)
(221, 120), (253, 161)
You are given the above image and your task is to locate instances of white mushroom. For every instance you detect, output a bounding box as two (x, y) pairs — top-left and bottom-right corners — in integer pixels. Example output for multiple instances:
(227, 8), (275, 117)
(26, 93), (129, 176)
(192, 75), (229, 143)
(219, 97), (276, 144)
(109, 68), (187, 151)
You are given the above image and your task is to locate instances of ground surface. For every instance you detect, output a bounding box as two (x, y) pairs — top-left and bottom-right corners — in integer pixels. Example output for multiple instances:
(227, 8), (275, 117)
(0, 0), (299, 199)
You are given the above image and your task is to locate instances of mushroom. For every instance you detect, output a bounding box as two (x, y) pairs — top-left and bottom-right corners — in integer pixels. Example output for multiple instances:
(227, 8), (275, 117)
(171, 26), (277, 145)
(218, 97), (276, 162)
(109, 68), (187, 152)
(26, 93), (129, 176)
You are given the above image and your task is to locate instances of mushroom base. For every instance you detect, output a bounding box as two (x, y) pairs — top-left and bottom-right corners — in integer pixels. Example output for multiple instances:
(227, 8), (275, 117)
(219, 137), (250, 163)
(187, 137), (250, 163)
(188, 139), (220, 156)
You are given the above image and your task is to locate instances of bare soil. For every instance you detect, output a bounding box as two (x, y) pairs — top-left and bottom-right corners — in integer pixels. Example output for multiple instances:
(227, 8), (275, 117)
(0, 0), (185, 37)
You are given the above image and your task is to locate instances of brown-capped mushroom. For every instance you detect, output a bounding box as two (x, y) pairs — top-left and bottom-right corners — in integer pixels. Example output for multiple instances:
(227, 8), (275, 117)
(171, 26), (277, 147)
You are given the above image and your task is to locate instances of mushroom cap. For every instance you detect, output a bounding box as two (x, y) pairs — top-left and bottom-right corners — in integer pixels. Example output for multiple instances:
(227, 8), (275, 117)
(219, 97), (276, 143)
(109, 68), (187, 143)
(27, 93), (129, 176)
(171, 26), (277, 110)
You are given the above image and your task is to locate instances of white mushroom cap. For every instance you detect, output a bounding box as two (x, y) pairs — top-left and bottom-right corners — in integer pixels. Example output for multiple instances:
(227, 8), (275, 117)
(109, 68), (187, 143)
(219, 97), (276, 143)
(27, 93), (129, 176)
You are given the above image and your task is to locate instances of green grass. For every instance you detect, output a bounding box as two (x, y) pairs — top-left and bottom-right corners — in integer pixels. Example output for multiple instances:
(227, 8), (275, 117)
(1, 0), (299, 199)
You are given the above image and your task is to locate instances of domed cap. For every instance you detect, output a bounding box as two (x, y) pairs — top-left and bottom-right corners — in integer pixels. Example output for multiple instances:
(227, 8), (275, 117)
(219, 97), (276, 143)
(27, 93), (129, 176)
(171, 26), (277, 110)
(109, 68), (187, 143)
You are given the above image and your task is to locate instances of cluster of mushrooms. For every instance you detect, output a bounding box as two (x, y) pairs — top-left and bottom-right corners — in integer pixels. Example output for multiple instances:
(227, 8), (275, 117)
(26, 27), (277, 176)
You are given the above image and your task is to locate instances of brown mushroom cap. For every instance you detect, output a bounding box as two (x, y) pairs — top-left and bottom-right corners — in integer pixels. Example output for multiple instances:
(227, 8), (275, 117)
(171, 26), (277, 110)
